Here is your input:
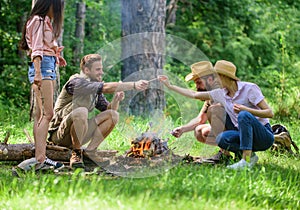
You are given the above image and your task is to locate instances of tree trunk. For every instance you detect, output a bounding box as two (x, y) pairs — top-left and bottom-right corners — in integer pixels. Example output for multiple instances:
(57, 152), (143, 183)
(55, 0), (68, 101)
(121, 0), (166, 117)
(72, 1), (86, 66)
(166, 0), (178, 26)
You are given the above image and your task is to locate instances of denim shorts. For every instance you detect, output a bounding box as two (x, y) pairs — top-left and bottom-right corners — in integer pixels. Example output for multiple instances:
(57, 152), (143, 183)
(28, 55), (56, 84)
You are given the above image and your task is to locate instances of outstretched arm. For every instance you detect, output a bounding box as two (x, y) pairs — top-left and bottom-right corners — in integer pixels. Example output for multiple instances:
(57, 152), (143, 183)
(102, 80), (149, 93)
(158, 75), (210, 101)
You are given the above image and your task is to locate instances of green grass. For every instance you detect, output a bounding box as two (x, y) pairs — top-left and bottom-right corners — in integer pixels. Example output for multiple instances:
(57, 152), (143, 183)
(0, 103), (300, 210)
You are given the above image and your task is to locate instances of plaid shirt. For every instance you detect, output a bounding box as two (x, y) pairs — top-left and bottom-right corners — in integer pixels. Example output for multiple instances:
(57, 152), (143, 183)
(66, 77), (109, 112)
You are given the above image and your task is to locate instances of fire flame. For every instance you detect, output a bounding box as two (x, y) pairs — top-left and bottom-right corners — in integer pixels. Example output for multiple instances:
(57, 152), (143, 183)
(126, 132), (168, 158)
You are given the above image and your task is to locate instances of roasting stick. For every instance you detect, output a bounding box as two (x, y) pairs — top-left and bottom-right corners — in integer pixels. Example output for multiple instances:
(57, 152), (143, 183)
(148, 78), (159, 82)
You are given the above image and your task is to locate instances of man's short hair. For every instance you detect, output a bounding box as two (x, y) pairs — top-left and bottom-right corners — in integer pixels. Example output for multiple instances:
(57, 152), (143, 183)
(80, 54), (102, 71)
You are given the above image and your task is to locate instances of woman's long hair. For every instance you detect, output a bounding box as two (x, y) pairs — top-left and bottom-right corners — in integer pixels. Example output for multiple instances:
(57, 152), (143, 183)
(19, 0), (64, 51)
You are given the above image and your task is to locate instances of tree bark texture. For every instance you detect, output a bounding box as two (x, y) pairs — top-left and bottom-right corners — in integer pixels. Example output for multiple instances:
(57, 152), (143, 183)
(166, 0), (178, 26)
(121, 0), (166, 116)
(72, 1), (86, 66)
(0, 143), (118, 162)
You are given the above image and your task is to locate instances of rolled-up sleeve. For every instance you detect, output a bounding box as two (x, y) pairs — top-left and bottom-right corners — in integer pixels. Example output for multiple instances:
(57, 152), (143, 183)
(209, 89), (226, 105)
(66, 78), (104, 95)
(95, 94), (109, 111)
(248, 84), (264, 106)
(27, 17), (44, 60)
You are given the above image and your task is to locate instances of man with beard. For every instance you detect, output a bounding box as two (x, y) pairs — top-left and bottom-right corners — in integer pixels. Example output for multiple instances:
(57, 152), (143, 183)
(170, 61), (233, 164)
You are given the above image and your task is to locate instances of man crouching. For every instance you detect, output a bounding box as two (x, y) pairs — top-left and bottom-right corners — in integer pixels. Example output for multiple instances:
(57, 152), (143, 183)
(48, 54), (149, 168)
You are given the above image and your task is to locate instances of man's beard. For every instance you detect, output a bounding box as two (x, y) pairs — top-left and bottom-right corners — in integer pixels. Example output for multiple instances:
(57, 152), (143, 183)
(197, 87), (207, 91)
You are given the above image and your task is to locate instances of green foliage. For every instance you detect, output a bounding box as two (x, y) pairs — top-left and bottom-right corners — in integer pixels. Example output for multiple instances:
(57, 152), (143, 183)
(0, 108), (300, 209)
(1, 0), (300, 119)
(0, 102), (32, 144)
(0, 0), (30, 66)
(1, 2), (300, 208)
(0, 65), (30, 107)
(167, 0), (300, 119)
(61, 0), (121, 85)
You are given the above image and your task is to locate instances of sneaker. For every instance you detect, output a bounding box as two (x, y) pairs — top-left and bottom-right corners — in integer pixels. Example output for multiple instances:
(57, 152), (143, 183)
(202, 150), (233, 164)
(43, 157), (65, 170)
(70, 149), (85, 169)
(17, 157), (40, 171)
(249, 152), (259, 167)
(227, 159), (250, 170)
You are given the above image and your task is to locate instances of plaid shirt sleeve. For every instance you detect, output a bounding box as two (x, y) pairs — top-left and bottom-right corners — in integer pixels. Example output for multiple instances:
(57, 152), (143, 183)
(95, 94), (109, 111)
(66, 78), (109, 111)
(66, 78), (104, 95)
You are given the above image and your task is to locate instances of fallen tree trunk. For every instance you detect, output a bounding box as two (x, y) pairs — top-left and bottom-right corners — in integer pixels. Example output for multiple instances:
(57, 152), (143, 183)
(0, 143), (118, 162)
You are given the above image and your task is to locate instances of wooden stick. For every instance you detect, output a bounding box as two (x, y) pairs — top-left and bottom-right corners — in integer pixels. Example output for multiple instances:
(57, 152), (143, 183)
(46, 144), (70, 152)
(3, 131), (10, 144)
(148, 78), (158, 82)
(23, 129), (34, 143)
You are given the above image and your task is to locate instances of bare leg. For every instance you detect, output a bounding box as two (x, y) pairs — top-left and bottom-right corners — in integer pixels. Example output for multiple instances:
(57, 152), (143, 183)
(33, 80), (54, 163)
(242, 150), (252, 162)
(85, 110), (119, 151)
(195, 124), (212, 144)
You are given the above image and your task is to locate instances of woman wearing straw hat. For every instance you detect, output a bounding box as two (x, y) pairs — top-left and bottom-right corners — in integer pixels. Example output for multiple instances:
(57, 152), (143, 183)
(158, 60), (274, 169)
(171, 61), (234, 164)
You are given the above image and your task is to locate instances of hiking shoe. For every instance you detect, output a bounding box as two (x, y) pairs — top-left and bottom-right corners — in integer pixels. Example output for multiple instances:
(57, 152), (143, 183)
(83, 149), (103, 162)
(227, 159), (250, 170)
(70, 149), (84, 169)
(202, 150), (233, 164)
(249, 152), (259, 167)
(43, 157), (65, 170)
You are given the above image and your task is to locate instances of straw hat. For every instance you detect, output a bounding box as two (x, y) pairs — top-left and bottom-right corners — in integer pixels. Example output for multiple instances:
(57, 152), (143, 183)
(214, 60), (239, 81)
(185, 61), (214, 81)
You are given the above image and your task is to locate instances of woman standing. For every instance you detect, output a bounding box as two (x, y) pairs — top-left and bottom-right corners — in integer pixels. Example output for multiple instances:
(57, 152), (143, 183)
(19, 0), (66, 170)
(158, 60), (274, 170)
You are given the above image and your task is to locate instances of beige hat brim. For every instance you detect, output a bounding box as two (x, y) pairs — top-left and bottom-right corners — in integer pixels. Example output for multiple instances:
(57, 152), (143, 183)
(185, 69), (215, 81)
(216, 69), (239, 80)
(185, 73), (197, 81)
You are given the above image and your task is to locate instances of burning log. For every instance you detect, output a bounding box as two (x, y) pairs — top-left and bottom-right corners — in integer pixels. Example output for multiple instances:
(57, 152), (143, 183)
(126, 132), (169, 158)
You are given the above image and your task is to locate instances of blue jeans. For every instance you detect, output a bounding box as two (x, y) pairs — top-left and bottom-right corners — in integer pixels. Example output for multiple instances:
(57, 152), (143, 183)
(216, 111), (274, 153)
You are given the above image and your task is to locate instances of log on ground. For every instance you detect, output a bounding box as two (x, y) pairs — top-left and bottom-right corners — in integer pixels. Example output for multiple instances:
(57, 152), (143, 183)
(0, 143), (118, 162)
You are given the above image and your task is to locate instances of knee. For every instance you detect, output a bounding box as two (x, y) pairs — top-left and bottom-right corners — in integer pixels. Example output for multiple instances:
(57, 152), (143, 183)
(110, 110), (119, 124)
(42, 109), (54, 122)
(98, 110), (119, 125)
(216, 134), (222, 145)
(238, 110), (252, 123)
(194, 125), (210, 143)
(44, 112), (54, 122)
(72, 107), (88, 121)
(194, 128), (205, 143)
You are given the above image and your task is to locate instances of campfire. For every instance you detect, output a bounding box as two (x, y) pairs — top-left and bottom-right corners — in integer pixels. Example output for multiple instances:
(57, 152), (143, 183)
(126, 132), (169, 158)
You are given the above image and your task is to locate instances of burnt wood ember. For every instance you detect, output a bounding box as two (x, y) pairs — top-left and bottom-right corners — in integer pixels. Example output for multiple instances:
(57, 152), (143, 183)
(126, 132), (169, 158)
